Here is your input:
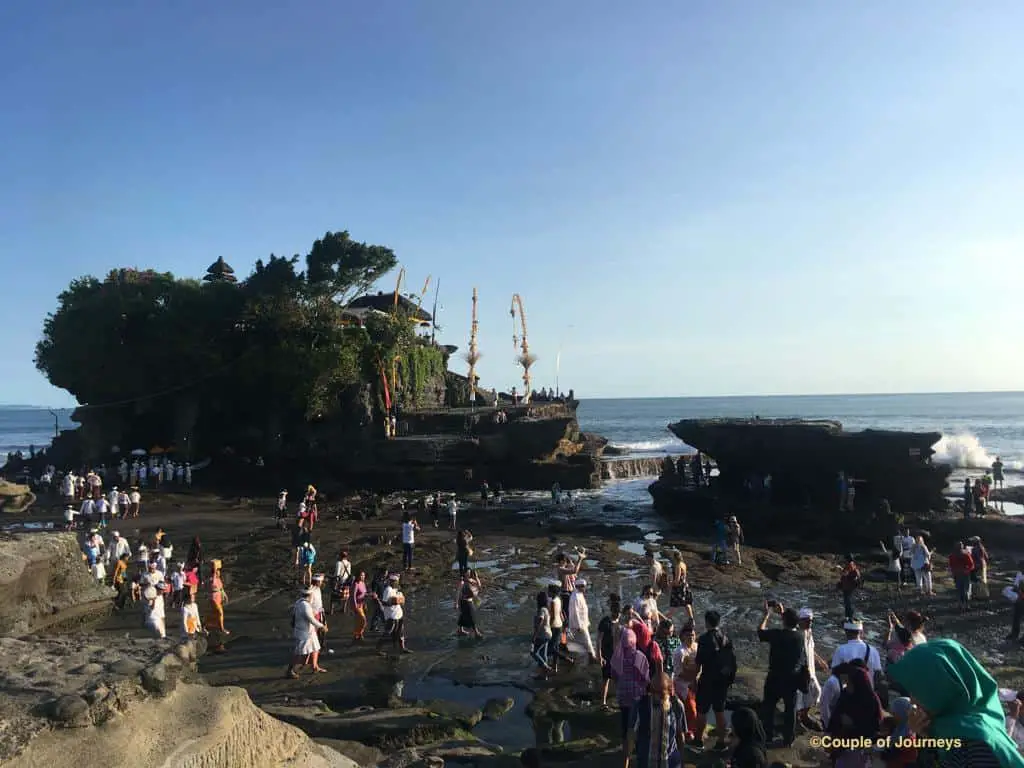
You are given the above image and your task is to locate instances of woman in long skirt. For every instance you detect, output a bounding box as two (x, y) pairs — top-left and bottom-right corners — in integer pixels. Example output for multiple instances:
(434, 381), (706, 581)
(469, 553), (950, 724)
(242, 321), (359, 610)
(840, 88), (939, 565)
(457, 569), (483, 638)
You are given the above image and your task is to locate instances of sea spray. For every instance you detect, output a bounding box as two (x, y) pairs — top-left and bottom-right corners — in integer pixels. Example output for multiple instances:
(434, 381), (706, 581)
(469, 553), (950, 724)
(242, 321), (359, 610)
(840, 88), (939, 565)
(933, 434), (1023, 471)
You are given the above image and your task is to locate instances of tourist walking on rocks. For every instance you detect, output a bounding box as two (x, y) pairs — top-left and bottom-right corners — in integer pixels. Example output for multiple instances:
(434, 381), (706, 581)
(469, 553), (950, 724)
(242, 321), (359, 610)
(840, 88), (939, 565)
(286, 587), (327, 678)
(638, 673), (686, 768)
(112, 553), (131, 609)
(331, 550), (352, 615)
(970, 536), (991, 599)
(757, 603), (804, 747)
(276, 490), (288, 528)
(670, 623), (699, 741)
(296, 541), (317, 586)
(838, 554), (862, 622)
(881, 538), (904, 597)
(376, 573), (411, 656)
(430, 492), (441, 528)
(351, 571), (368, 640)
(831, 620), (884, 688)
(646, 551), (666, 597)
(910, 536), (935, 596)
(143, 585), (166, 639)
(556, 547), (586, 607)
(447, 496), (459, 530)
(972, 479), (985, 516)
(885, 610), (927, 669)
(310, 574), (331, 655)
(654, 618), (681, 680)
(824, 665), (883, 768)
(401, 512), (420, 571)
(796, 608), (827, 732)
(117, 489), (129, 519)
(948, 542), (976, 613)
(182, 591), (203, 639)
(456, 569), (483, 638)
(531, 591), (554, 678)
(206, 558), (229, 637)
(456, 529), (474, 576)
(693, 610), (735, 752)
(610, 627), (650, 768)
(598, 594), (622, 709)
(726, 516), (744, 565)
(547, 584), (570, 672)
(567, 578), (596, 661)
(129, 487), (141, 517)
(668, 551), (694, 624)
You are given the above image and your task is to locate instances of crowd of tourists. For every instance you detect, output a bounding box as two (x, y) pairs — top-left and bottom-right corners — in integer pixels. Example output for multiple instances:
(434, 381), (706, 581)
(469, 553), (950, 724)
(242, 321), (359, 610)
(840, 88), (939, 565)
(55, 461), (1024, 768)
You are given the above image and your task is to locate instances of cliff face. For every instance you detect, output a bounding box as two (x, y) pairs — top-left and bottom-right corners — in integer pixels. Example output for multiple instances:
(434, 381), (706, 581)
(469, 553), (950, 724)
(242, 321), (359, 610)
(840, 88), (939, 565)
(662, 418), (950, 512)
(0, 533), (114, 636)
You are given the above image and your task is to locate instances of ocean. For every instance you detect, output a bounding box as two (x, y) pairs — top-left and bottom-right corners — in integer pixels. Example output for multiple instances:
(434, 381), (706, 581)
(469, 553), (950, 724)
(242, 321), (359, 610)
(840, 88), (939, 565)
(3, 393), (1023, 486)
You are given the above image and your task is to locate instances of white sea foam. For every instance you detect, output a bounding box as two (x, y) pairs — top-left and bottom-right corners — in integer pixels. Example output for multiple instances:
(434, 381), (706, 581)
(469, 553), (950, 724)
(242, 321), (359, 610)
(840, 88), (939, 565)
(933, 434), (1023, 471)
(609, 438), (685, 453)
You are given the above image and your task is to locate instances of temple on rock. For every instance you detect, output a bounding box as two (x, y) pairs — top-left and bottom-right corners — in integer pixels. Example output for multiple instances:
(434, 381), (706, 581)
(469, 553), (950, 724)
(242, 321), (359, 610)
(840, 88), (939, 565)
(650, 417), (952, 515)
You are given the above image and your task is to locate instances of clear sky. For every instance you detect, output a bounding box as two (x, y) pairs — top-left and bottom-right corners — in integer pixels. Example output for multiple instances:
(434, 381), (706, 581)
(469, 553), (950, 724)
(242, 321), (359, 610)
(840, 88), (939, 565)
(2, 1), (1023, 407)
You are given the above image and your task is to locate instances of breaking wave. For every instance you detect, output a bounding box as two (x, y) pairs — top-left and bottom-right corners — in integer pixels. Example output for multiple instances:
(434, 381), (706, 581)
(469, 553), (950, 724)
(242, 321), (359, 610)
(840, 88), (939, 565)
(933, 434), (1022, 471)
(609, 438), (686, 453)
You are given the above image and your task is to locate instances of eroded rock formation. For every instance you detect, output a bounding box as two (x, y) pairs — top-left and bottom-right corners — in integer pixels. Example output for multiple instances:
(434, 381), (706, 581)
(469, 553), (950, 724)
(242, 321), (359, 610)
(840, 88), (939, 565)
(652, 418), (951, 514)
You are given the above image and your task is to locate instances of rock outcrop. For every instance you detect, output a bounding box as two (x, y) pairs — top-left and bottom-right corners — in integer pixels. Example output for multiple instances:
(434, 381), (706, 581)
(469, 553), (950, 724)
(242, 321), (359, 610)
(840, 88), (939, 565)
(0, 532), (114, 636)
(652, 418), (951, 514)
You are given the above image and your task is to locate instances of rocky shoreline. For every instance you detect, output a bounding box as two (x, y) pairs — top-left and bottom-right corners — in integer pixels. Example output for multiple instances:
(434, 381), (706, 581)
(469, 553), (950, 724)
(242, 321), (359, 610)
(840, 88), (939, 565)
(6, 484), (1024, 767)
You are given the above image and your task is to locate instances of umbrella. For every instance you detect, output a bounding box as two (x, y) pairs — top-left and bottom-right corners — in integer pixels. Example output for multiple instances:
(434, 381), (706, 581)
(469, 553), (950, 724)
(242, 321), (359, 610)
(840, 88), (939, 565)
(130, 449), (147, 456)
(149, 446), (165, 455)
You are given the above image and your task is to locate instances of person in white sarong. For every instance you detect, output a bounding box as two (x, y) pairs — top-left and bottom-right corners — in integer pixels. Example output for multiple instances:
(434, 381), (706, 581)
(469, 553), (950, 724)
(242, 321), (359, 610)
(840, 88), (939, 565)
(286, 588), (327, 678)
(796, 607), (826, 729)
(143, 586), (166, 638)
(567, 578), (598, 661)
(182, 592), (203, 639)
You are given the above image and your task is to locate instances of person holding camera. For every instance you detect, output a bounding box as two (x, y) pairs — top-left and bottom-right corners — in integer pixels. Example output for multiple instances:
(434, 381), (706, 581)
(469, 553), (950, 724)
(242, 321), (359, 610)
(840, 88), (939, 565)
(757, 601), (806, 747)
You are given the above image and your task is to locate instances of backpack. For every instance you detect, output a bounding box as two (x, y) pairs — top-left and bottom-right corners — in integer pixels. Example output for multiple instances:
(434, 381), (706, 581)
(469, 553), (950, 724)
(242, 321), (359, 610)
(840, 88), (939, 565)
(706, 630), (737, 684)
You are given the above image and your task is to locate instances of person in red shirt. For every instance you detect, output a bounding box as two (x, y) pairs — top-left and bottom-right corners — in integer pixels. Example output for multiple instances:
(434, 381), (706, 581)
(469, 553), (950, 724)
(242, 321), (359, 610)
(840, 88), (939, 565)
(948, 542), (975, 613)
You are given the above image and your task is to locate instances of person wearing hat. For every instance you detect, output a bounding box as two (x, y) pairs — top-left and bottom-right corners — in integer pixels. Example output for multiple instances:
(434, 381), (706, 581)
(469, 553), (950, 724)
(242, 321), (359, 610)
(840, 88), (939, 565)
(286, 586), (327, 678)
(796, 608), (828, 730)
(142, 584), (166, 639)
(567, 578), (597, 661)
(830, 619), (883, 688)
(726, 515), (744, 566)
(376, 573), (411, 656)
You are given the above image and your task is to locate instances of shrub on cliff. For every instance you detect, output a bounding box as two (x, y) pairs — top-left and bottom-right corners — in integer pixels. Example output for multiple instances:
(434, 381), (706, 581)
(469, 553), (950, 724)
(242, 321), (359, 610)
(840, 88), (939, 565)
(32, 230), (446, 457)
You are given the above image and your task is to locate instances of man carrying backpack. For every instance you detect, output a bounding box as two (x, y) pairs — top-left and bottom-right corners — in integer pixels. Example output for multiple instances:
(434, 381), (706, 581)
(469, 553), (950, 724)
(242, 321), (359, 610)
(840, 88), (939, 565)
(693, 610), (736, 752)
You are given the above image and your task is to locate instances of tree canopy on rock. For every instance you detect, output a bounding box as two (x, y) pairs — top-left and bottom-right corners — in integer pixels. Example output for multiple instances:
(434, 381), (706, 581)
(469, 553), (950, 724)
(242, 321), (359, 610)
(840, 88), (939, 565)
(34, 231), (444, 457)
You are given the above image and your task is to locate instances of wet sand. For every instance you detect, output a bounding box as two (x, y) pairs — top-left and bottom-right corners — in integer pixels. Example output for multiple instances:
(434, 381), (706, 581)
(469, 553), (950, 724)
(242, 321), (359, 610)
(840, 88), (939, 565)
(22, 482), (1024, 766)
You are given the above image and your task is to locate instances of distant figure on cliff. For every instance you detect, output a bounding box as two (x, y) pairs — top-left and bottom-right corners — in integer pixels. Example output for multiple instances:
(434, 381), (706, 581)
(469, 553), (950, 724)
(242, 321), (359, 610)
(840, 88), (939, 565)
(837, 472), (848, 512)
(993, 457), (1005, 490)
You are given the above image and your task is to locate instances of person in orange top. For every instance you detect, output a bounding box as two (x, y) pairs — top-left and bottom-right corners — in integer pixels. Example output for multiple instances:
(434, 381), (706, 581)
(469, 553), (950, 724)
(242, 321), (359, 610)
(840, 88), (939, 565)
(948, 542), (975, 613)
(206, 559), (230, 648)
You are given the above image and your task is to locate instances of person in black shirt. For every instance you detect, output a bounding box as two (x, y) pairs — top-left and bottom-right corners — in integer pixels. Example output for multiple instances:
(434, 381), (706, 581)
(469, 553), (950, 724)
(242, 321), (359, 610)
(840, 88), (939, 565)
(596, 594), (621, 709)
(757, 602), (804, 747)
(694, 610), (735, 751)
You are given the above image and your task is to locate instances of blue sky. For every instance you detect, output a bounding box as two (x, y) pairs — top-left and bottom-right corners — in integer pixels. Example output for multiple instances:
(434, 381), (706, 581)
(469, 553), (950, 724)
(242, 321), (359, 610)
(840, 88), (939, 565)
(2, 1), (1023, 407)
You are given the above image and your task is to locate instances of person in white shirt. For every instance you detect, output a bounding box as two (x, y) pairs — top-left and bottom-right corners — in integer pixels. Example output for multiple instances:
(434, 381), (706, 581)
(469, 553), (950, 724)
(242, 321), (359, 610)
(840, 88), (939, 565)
(182, 591), (203, 639)
(79, 497), (95, 526)
(796, 608), (829, 729)
(566, 578), (597, 661)
(176, 464), (184, 484)
(819, 668), (842, 729)
(63, 505), (77, 530)
(129, 488), (141, 517)
(376, 573), (410, 655)
(170, 565), (186, 608)
(138, 464), (147, 488)
(646, 551), (666, 597)
(333, 551), (352, 614)
(94, 496), (109, 527)
(880, 538), (903, 596)
(447, 497), (458, 530)
(91, 559), (107, 584)
(61, 473), (75, 503)
(309, 574), (331, 655)
(401, 513), (420, 571)
(184, 463), (192, 487)
(142, 585), (166, 638)
(286, 588), (327, 678)
(108, 487), (120, 519)
(830, 620), (883, 687)
(143, 561), (164, 589)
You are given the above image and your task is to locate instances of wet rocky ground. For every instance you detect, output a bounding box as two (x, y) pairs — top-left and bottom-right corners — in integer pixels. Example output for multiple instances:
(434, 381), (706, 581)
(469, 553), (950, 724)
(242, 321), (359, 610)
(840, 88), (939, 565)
(14, 481), (1024, 767)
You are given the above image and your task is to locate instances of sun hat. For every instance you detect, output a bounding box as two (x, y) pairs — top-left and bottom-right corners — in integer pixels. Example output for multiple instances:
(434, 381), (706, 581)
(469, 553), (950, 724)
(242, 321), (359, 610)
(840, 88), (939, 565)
(843, 619), (864, 632)
(798, 608), (813, 620)
(388, 573), (401, 581)
(142, 586), (157, 600)
(576, 578), (587, 587)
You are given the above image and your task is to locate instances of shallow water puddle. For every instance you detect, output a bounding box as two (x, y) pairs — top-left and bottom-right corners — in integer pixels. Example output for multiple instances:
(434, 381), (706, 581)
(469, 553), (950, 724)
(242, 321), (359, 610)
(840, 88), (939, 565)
(400, 676), (535, 751)
(618, 541), (647, 556)
(451, 559), (502, 571)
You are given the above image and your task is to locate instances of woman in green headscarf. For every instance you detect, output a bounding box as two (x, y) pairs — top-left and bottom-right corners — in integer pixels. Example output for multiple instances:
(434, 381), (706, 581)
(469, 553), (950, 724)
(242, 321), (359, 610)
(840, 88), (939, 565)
(887, 638), (1024, 768)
